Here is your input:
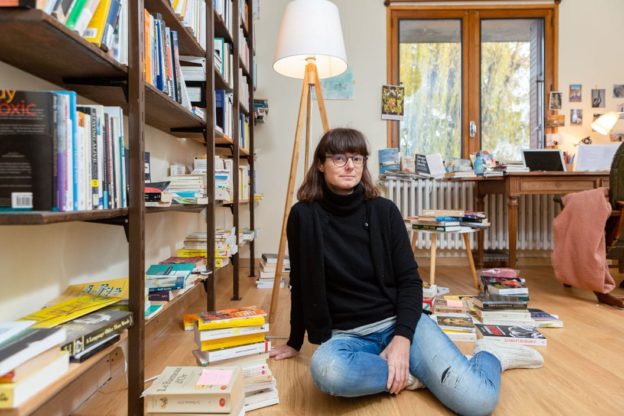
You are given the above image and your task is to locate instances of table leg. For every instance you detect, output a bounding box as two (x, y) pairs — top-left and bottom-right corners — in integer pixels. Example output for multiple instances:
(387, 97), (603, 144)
(430, 233), (437, 285)
(508, 195), (519, 268)
(476, 193), (485, 267)
(463, 233), (479, 289)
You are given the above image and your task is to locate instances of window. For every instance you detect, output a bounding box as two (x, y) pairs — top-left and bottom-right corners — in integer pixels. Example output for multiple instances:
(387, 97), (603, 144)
(388, 6), (557, 161)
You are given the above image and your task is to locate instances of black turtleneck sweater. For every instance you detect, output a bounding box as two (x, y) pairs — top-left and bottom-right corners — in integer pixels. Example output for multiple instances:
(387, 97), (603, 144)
(319, 183), (396, 330)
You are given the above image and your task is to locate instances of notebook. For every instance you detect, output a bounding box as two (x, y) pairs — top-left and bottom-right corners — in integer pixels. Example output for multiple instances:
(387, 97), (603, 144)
(521, 149), (566, 172)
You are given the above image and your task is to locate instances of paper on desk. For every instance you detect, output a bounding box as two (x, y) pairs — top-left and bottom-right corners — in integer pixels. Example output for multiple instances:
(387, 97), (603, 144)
(575, 144), (620, 171)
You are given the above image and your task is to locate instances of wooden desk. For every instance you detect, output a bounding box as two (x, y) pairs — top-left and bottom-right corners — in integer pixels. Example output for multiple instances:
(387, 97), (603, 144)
(474, 171), (610, 268)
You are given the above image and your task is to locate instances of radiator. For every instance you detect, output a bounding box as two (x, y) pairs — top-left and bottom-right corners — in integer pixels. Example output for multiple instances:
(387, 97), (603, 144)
(382, 177), (560, 251)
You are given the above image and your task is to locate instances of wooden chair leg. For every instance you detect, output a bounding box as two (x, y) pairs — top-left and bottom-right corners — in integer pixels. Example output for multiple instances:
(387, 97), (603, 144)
(430, 233), (437, 286)
(463, 233), (479, 289)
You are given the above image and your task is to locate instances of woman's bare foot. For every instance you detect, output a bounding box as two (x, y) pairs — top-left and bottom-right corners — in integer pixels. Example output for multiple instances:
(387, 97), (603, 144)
(594, 291), (624, 308)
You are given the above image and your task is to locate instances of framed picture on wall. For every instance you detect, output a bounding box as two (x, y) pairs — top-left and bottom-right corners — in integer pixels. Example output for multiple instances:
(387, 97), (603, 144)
(569, 84), (582, 102)
(549, 91), (562, 110)
(591, 89), (605, 108)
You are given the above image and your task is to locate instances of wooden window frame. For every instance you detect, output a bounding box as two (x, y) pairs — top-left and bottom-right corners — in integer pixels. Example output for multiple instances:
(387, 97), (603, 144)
(386, 4), (559, 157)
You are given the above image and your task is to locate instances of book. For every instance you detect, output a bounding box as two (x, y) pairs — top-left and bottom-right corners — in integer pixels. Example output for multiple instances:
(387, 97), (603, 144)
(59, 308), (132, 358)
(421, 208), (465, 217)
(146, 263), (195, 279)
(244, 386), (279, 412)
(199, 332), (267, 352)
(195, 306), (266, 331)
(0, 321), (35, 345)
(479, 268), (521, 278)
(378, 148), (400, 174)
(0, 351), (69, 409)
(0, 90), (58, 211)
(144, 366), (243, 414)
(195, 324), (269, 342)
(475, 324), (547, 346)
(412, 223), (462, 232)
(193, 341), (271, 364)
(0, 327), (66, 376)
(0, 346), (59, 383)
(433, 314), (475, 333)
(487, 282), (529, 296)
(528, 308), (564, 328)
(71, 332), (120, 362)
(261, 253), (289, 265)
(415, 153), (446, 178)
(472, 294), (529, 310)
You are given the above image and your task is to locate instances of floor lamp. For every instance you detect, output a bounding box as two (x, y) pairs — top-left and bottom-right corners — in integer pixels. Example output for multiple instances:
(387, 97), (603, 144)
(269, 0), (347, 322)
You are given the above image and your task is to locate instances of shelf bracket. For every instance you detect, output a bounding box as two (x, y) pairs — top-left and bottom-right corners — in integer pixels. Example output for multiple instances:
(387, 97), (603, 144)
(86, 216), (130, 241)
(62, 77), (129, 102)
(170, 127), (207, 134)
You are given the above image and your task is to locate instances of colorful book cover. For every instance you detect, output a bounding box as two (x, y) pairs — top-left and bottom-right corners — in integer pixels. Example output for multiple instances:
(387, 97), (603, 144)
(146, 263), (195, 278)
(195, 307), (267, 331)
(378, 148), (400, 174)
(59, 308), (132, 357)
(19, 294), (121, 328)
(475, 324), (547, 346)
(0, 90), (58, 211)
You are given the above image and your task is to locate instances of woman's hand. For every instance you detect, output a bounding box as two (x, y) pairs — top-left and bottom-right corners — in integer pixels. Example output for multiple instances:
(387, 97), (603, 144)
(270, 344), (299, 360)
(380, 335), (411, 394)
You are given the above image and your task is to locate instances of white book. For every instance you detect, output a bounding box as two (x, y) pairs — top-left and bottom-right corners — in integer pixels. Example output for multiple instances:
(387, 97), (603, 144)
(194, 342), (271, 365)
(0, 351), (69, 408)
(243, 387), (279, 412)
(195, 324), (269, 342)
(0, 321), (35, 345)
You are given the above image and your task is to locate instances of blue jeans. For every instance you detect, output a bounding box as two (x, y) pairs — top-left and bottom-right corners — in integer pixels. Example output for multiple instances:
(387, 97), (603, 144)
(310, 315), (501, 416)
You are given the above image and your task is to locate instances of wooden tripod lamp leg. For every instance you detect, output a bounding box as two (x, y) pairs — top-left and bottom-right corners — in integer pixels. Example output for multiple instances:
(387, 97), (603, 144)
(269, 68), (312, 322)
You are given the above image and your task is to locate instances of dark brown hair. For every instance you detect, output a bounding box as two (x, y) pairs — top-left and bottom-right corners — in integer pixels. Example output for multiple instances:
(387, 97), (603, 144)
(297, 128), (380, 202)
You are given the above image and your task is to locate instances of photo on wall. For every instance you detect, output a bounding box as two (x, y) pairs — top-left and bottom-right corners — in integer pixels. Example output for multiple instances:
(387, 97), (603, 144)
(591, 89), (606, 108)
(569, 84), (582, 102)
(549, 91), (562, 110)
(545, 113), (565, 128)
(570, 109), (583, 125)
(614, 84), (624, 98)
(381, 85), (405, 121)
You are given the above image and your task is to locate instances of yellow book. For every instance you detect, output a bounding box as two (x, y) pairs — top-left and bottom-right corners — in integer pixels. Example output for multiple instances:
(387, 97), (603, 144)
(196, 306), (267, 331)
(83, 0), (113, 47)
(47, 277), (129, 305)
(19, 294), (121, 328)
(200, 332), (266, 352)
(177, 248), (208, 257)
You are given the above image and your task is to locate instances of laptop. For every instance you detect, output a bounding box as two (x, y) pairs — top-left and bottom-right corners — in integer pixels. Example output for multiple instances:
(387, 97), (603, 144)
(521, 149), (566, 172)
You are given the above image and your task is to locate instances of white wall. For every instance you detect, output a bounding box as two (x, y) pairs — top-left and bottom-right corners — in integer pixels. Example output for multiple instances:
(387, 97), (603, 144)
(253, 0), (624, 256)
(557, 0), (624, 152)
(253, 0), (386, 256)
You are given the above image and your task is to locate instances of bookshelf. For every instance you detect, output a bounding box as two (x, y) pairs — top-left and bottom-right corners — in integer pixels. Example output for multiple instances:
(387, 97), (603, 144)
(0, 1), (255, 415)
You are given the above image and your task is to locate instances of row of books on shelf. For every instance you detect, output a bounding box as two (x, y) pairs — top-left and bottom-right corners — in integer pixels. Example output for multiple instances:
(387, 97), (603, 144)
(0, 90), (127, 211)
(7, 0), (129, 65)
(423, 268), (562, 346)
(0, 277), (136, 409)
(215, 156), (252, 202)
(159, 306), (278, 413)
(169, 0), (207, 50)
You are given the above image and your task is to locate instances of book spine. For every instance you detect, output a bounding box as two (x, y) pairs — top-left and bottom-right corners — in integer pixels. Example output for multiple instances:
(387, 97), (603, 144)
(60, 314), (132, 357)
(101, 0), (121, 52)
(199, 332), (266, 351)
(204, 341), (271, 363)
(145, 394), (235, 414)
(197, 316), (265, 331)
(485, 337), (547, 346)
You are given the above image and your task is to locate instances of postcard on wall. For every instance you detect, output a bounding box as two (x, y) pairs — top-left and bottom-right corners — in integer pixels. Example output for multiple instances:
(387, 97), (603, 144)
(549, 91), (562, 110)
(614, 84), (624, 98)
(381, 84), (405, 121)
(570, 109), (583, 125)
(315, 68), (354, 100)
(569, 84), (582, 102)
(545, 114), (565, 128)
(591, 89), (605, 108)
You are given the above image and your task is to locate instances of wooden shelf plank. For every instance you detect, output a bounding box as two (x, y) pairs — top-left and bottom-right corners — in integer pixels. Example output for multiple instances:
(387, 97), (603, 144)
(145, 84), (206, 133)
(146, 204), (208, 214)
(0, 9), (127, 95)
(215, 68), (232, 91)
(0, 333), (127, 416)
(0, 209), (128, 225)
(145, 0), (205, 57)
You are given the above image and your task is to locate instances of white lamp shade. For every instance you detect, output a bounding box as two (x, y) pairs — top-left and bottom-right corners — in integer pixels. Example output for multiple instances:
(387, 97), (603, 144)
(591, 111), (623, 135)
(273, 0), (347, 79)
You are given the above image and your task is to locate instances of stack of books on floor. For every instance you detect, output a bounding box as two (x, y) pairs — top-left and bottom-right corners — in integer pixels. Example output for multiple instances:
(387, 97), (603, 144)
(472, 268), (547, 346)
(144, 366), (245, 416)
(0, 323), (69, 409)
(185, 306), (279, 412)
(430, 294), (477, 343)
(257, 253), (289, 289)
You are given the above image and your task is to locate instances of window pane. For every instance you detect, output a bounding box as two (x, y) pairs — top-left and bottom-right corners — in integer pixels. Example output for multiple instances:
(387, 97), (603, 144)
(399, 20), (461, 158)
(481, 19), (544, 161)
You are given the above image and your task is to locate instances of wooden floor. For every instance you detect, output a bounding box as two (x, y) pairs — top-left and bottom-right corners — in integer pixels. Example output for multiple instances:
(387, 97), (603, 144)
(76, 263), (624, 415)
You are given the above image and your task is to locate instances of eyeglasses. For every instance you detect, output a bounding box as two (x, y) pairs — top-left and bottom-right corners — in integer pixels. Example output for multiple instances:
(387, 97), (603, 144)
(326, 154), (367, 167)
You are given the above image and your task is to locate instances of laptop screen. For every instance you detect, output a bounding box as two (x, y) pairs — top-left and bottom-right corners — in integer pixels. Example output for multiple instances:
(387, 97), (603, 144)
(522, 149), (566, 172)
